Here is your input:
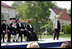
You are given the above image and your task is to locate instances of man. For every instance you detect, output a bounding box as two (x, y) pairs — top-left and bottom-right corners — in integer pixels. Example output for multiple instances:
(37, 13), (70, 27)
(9, 18), (17, 42)
(1, 19), (9, 42)
(16, 19), (25, 42)
(26, 20), (38, 41)
(53, 15), (62, 40)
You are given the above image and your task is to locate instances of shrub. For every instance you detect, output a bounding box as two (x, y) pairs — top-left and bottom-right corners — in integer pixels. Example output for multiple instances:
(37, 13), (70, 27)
(62, 24), (71, 34)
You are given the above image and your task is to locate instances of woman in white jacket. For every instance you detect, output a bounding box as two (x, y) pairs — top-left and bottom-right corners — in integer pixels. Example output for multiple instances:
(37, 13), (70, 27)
(53, 15), (62, 40)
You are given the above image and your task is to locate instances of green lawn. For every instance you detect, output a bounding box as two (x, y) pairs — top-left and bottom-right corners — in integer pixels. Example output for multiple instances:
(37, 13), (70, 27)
(60, 34), (71, 39)
(1, 34), (71, 41)
(38, 34), (71, 39)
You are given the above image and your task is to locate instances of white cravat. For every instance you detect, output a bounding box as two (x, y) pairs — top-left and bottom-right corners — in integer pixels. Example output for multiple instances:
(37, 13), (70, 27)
(29, 24), (32, 28)
(19, 23), (21, 27)
(55, 20), (57, 29)
(12, 23), (16, 28)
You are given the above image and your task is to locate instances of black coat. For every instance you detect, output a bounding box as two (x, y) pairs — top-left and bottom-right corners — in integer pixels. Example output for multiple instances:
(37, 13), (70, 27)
(26, 32), (38, 41)
(9, 23), (14, 31)
(1, 23), (9, 34)
(26, 24), (38, 41)
(27, 24), (34, 32)
(9, 23), (17, 34)
(16, 23), (25, 34)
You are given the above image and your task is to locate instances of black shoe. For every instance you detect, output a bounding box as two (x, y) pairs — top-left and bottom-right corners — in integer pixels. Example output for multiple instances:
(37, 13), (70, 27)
(7, 41), (10, 42)
(13, 40), (15, 42)
(21, 40), (22, 42)
(57, 39), (59, 40)
(16, 40), (18, 42)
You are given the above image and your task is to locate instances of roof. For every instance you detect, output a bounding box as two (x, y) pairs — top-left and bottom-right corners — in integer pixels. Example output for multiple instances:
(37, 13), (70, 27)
(1, 2), (16, 9)
(52, 9), (71, 21)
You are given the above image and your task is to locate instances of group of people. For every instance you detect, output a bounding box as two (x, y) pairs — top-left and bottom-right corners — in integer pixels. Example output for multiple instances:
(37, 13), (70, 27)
(1, 18), (38, 42)
(1, 15), (62, 42)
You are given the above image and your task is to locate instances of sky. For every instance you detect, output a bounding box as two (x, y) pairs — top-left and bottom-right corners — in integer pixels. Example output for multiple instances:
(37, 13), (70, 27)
(1, 1), (71, 10)
(55, 1), (71, 10)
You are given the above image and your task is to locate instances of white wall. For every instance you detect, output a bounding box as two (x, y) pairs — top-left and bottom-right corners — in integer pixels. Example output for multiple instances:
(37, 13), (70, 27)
(49, 8), (56, 21)
(1, 6), (16, 23)
(61, 20), (71, 26)
(1, 6), (16, 18)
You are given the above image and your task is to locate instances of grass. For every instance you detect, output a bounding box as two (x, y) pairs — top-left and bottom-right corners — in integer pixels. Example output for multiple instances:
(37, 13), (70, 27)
(38, 34), (71, 39)
(1, 34), (71, 41)
(59, 34), (71, 39)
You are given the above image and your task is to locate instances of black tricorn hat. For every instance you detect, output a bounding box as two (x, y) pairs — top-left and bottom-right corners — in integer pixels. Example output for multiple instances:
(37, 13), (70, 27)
(16, 19), (19, 22)
(9, 18), (16, 20)
(16, 19), (19, 20)
(2, 19), (7, 21)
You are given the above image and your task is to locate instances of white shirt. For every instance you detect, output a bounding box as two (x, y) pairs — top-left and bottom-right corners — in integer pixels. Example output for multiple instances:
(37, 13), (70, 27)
(12, 23), (16, 28)
(29, 24), (32, 28)
(19, 23), (21, 27)
(54, 20), (57, 29)
(53, 20), (62, 30)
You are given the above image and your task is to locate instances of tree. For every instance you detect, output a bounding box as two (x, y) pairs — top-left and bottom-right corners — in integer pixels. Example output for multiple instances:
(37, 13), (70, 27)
(52, 1), (62, 10)
(12, 1), (22, 8)
(12, 1), (23, 19)
(16, 1), (54, 20)
(67, 9), (71, 17)
(62, 24), (71, 34)
(41, 19), (53, 35)
(15, 1), (57, 34)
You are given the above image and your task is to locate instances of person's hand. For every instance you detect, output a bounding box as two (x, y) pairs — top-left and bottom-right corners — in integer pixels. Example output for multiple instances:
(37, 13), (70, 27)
(25, 28), (27, 30)
(3, 31), (5, 33)
(21, 29), (24, 31)
(29, 31), (31, 33)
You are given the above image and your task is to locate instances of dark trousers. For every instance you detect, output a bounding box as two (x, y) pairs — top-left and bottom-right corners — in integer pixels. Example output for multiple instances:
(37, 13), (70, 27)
(19, 31), (23, 42)
(12, 31), (16, 42)
(53, 29), (60, 40)
(7, 32), (11, 42)
(26, 31), (38, 41)
(2, 33), (5, 42)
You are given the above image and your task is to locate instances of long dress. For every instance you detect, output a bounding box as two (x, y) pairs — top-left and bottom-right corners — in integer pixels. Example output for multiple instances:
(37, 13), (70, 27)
(26, 24), (38, 41)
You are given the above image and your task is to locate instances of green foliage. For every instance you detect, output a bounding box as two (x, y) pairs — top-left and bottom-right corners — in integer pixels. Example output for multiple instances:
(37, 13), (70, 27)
(12, 1), (22, 8)
(16, 1), (54, 20)
(41, 20), (53, 35)
(52, 2), (62, 10)
(62, 24), (71, 34)
(67, 9), (71, 17)
(15, 1), (55, 35)
(12, 1), (23, 19)
(52, 5), (62, 10)
(12, 1), (58, 35)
